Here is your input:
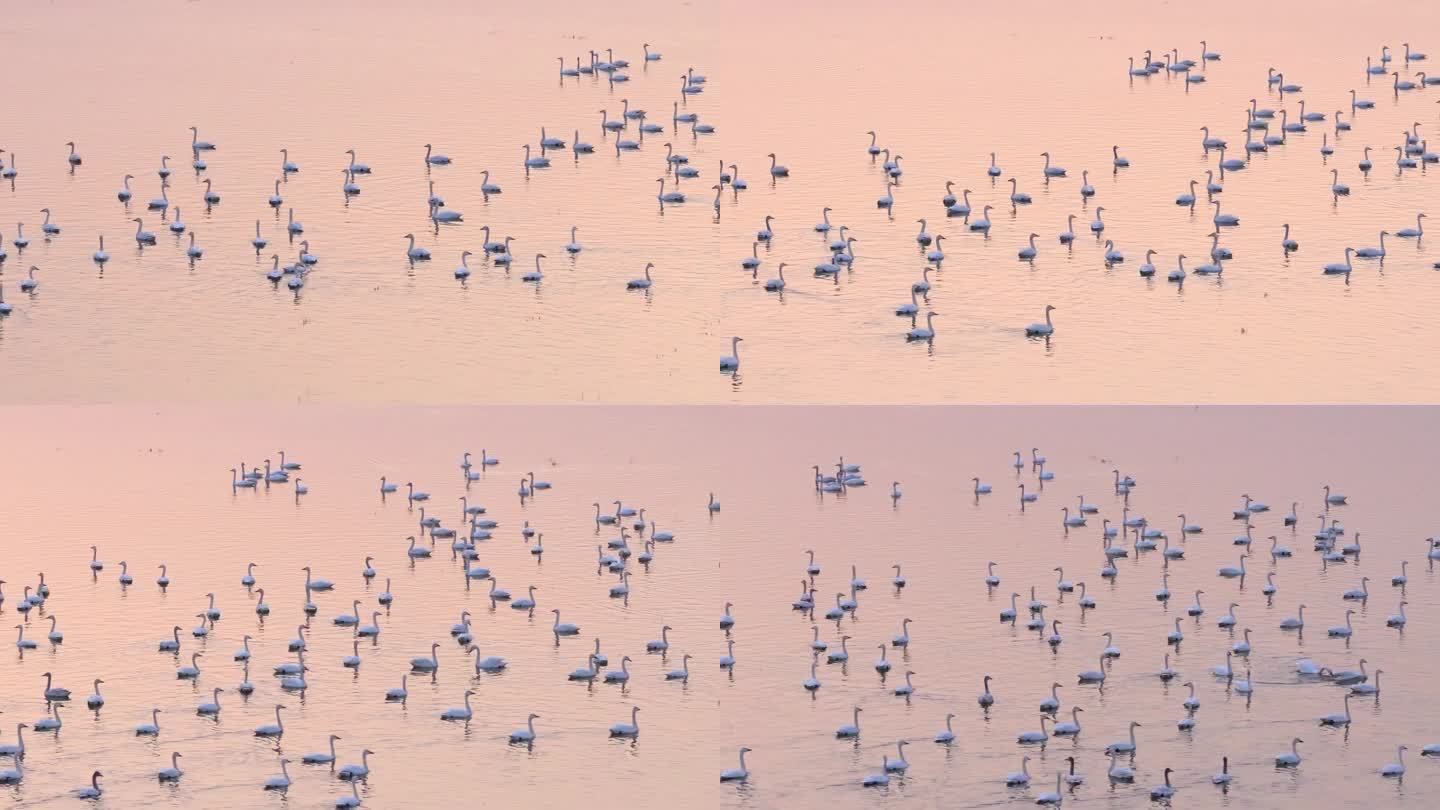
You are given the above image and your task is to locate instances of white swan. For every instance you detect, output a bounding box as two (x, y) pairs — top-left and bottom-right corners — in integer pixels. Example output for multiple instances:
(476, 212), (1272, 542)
(263, 759), (293, 791)
(424, 143), (451, 164)
(1272, 737), (1305, 766)
(609, 706), (640, 736)
(1025, 305), (1056, 336)
(1328, 609), (1356, 637)
(1004, 755), (1032, 785)
(1280, 604), (1306, 629)
(337, 749), (373, 780)
(1107, 751), (1134, 781)
(1077, 652), (1107, 683)
(1106, 721), (1141, 755)
(1319, 693), (1353, 726)
(440, 690), (476, 721)
(904, 305), (938, 337)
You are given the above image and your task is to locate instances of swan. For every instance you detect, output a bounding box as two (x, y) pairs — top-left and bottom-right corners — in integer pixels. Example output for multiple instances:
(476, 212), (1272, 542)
(1319, 693), (1353, 726)
(826, 635), (852, 663)
(608, 569), (632, 597)
(338, 149), (371, 174)
(907, 311), (938, 341)
(1103, 239), (1124, 263)
(1019, 233), (1039, 259)
(1379, 745), (1408, 778)
(1273, 737), (1305, 766)
(1329, 168), (1351, 196)
(130, 707), (164, 736)
(1041, 151), (1066, 177)
(177, 651), (204, 679)
(1174, 179), (1203, 210)
(33, 703), (66, 731)
(1393, 561), (1409, 585)
(861, 757), (893, 787)
(1003, 755), (1033, 786)
(1352, 669), (1385, 693)
(111, 173), (138, 207)
(1330, 659), (1369, 684)
(1280, 604), (1306, 629)
(509, 714), (540, 744)
(40, 671), (71, 700)
(1054, 706), (1083, 736)
(656, 177), (685, 203)
(522, 144), (549, 169)
(128, 215), (159, 246)
(1106, 751), (1134, 782)
(715, 335), (745, 371)
(713, 637), (736, 669)
(1009, 177), (1032, 204)
(1025, 305), (1056, 336)
(1397, 213), (1426, 238)
(423, 143), (451, 165)
(156, 751), (184, 782)
(337, 749), (373, 780)
(965, 203), (995, 231)
(358, 610), (383, 637)
(550, 608), (580, 635)
(1112, 145), (1130, 167)
(409, 642), (441, 672)
(1343, 577), (1371, 600)
(1218, 555), (1247, 578)
(877, 181), (896, 208)
(1328, 609), (1356, 637)
(1105, 721), (1141, 755)
(181, 126), (216, 153)
(192, 686), (225, 716)
(1322, 248), (1356, 275)
(261, 759), (294, 791)
(1087, 206), (1107, 233)
(1077, 652), (1107, 683)
(1393, 71), (1418, 91)
(1098, 630), (1121, 658)
(441, 690), (476, 721)
(995, 589), (1023, 623)
(610, 706), (641, 736)
(1147, 768), (1177, 800)
(627, 262), (655, 290)
(334, 781), (363, 808)
(1038, 681), (1065, 712)
(665, 654), (692, 681)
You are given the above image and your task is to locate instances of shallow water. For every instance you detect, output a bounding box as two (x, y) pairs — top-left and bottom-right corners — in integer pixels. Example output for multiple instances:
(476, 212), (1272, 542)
(1, 404), (1437, 808)
(1, 1), (1438, 404)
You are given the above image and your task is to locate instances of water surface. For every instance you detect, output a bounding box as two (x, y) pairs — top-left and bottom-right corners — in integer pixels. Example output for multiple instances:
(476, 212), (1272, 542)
(1, 404), (1436, 808)
(1, 2), (1437, 404)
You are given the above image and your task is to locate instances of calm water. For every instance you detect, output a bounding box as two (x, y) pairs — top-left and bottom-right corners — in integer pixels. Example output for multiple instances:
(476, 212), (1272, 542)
(1, 2), (1438, 404)
(1, 404), (1437, 808)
